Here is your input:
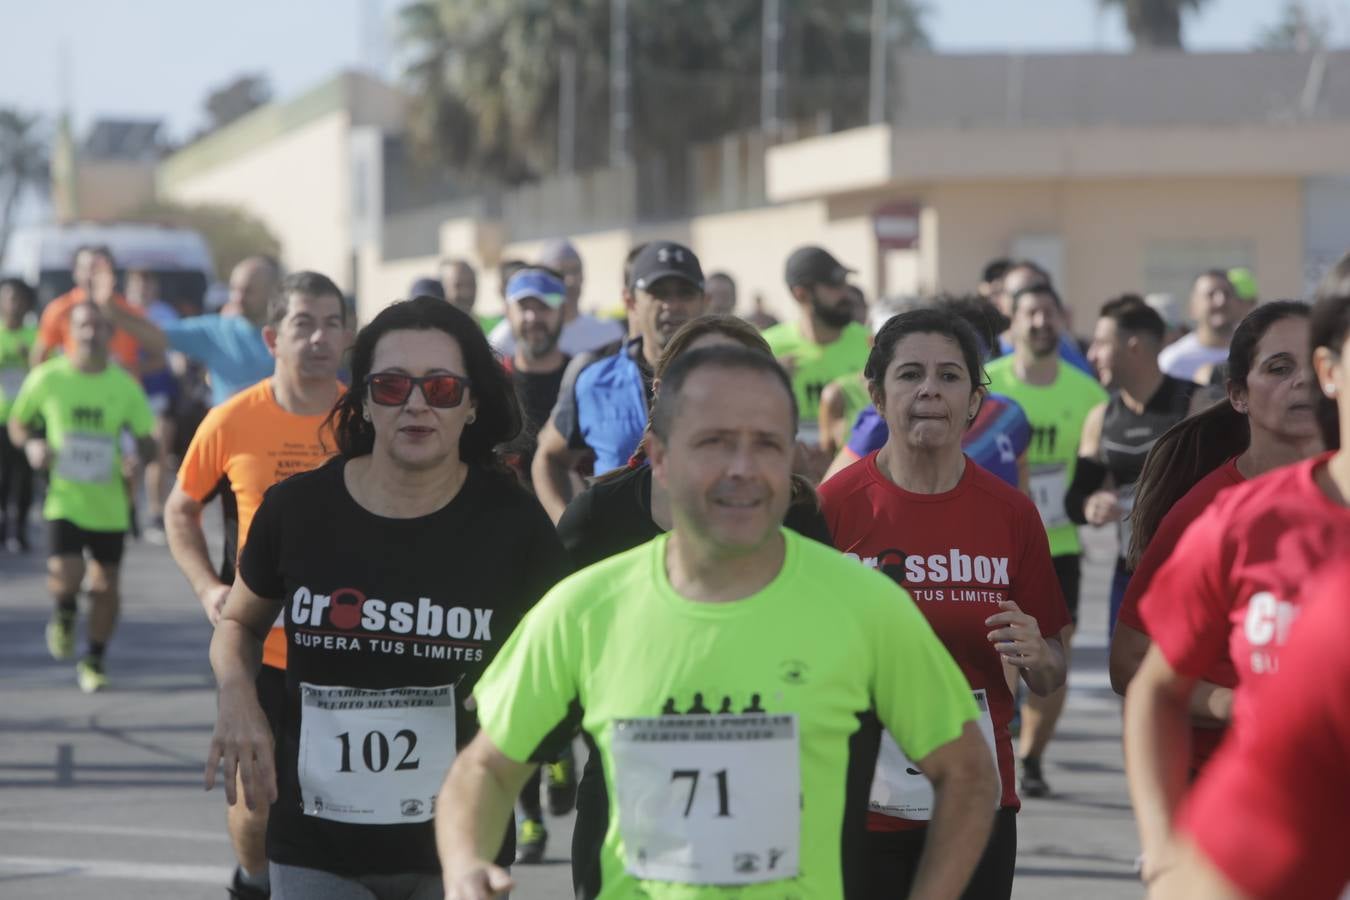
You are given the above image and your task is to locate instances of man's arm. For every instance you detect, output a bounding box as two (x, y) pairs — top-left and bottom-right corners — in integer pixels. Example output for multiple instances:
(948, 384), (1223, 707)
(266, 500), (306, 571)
(531, 419), (587, 524)
(436, 730), (535, 900)
(165, 486), (231, 624)
(907, 720), (999, 899)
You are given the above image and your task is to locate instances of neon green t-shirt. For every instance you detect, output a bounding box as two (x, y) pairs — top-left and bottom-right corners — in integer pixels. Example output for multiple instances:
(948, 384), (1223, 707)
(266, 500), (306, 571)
(828, 373), (872, 446)
(0, 324), (37, 420)
(474, 530), (977, 899)
(984, 356), (1108, 557)
(762, 321), (869, 425)
(8, 356), (155, 532)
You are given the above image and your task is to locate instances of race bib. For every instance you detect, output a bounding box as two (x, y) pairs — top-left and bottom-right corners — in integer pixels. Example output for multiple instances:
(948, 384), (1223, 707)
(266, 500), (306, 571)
(55, 433), (116, 483)
(297, 682), (456, 825)
(869, 689), (1002, 820)
(610, 713), (801, 885)
(0, 366), (25, 399)
(1029, 463), (1069, 529)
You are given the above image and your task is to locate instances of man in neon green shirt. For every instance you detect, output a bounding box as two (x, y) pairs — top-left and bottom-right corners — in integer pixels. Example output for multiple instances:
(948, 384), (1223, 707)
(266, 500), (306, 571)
(762, 247), (869, 459)
(984, 283), (1107, 799)
(0, 277), (39, 551)
(8, 300), (156, 693)
(437, 345), (997, 899)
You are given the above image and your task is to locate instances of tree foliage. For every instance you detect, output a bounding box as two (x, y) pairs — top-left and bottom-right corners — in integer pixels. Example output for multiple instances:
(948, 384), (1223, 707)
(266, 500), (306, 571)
(125, 201), (282, 280)
(0, 109), (50, 263)
(1099, 0), (1211, 50)
(1255, 0), (1332, 52)
(397, 0), (930, 183)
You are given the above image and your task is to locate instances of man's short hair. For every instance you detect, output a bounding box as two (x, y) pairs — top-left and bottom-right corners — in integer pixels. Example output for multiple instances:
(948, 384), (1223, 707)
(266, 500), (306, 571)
(269, 271), (347, 327)
(1012, 282), (1063, 311)
(981, 258), (1013, 285)
(1100, 294), (1165, 344)
(650, 345), (796, 441)
(707, 271), (737, 297)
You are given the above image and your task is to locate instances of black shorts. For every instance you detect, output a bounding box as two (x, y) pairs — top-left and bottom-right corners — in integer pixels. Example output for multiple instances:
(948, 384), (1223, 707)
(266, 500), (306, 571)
(1052, 554), (1082, 626)
(861, 807), (1018, 900)
(47, 519), (126, 565)
(256, 663), (286, 740)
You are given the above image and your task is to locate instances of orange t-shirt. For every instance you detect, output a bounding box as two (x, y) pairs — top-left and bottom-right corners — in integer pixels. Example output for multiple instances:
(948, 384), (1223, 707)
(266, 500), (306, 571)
(37, 288), (145, 375)
(177, 377), (341, 669)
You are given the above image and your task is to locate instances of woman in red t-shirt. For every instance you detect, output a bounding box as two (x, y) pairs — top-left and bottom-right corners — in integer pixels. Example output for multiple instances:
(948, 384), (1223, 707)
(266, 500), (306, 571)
(819, 306), (1070, 900)
(1124, 260), (1350, 890)
(1108, 302), (1322, 772)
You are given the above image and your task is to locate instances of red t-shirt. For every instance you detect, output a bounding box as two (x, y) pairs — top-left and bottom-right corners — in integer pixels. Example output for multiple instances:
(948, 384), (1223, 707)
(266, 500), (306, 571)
(1178, 561), (1350, 900)
(1141, 453), (1350, 738)
(819, 452), (1070, 829)
(1117, 457), (1244, 770)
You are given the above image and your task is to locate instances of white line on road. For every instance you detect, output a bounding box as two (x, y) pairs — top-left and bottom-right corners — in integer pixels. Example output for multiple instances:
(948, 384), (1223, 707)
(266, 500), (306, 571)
(0, 854), (229, 885)
(0, 820), (227, 843)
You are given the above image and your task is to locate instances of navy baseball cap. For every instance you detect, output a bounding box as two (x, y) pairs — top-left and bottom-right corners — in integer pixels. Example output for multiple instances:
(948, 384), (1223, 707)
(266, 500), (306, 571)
(629, 241), (704, 292)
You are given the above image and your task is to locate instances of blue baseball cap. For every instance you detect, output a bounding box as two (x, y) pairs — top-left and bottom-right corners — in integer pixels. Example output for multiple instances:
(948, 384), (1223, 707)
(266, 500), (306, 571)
(505, 269), (565, 309)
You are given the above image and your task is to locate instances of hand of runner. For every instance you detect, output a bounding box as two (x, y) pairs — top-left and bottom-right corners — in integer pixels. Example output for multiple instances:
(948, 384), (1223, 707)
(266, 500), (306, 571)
(23, 438), (49, 470)
(120, 453), (139, 480)
(985, 601), (1049, 670)
(201, 583), (231, 626)
(204, 681), (277, 810)
(444, 863), (515, 900)
(1084, 489), (1123, 526)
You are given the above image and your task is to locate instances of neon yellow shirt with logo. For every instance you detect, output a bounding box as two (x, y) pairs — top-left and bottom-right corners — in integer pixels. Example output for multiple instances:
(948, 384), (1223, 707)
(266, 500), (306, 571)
(984, 356), (1107, 557)
(762, 321), (869, 425)
(8, 356), (155, 532)
(0, 324), (37, 420)
(474, 529), (978, 899)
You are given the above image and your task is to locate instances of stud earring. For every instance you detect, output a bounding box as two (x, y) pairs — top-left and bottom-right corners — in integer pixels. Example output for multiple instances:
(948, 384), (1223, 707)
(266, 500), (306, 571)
(1326, 383), (1338, 397)
(362, 409), (371, 422)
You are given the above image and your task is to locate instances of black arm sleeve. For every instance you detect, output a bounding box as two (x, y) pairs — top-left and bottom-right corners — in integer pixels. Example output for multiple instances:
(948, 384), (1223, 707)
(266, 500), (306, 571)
(1064, 456), (1109, 526)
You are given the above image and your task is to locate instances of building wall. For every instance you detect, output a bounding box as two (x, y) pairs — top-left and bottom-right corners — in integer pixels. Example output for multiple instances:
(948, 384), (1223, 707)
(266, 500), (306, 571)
(161, 111), (354, 289)
(70, 160), (158, 221)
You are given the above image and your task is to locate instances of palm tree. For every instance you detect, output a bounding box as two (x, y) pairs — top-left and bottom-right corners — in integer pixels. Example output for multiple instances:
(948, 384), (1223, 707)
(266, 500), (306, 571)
(0, 109), (49, 262)
(1100, 0), (1212, 50)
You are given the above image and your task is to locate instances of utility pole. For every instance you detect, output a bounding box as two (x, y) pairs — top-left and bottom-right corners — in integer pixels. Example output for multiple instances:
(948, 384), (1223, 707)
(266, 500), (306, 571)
(868, 0), (888, 124)
(558, 45), (577, 174)
(609, 0), (630, 166)
(761, 0), (783, 139)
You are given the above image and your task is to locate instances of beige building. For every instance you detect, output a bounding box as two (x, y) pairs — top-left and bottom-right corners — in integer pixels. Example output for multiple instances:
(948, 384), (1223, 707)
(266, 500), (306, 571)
(52, 119), (162, 222)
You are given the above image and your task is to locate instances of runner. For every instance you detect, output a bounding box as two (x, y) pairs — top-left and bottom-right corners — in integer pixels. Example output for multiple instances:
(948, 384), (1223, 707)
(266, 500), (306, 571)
(204, 295), (569, 896)
(0, 277), (38, 551)
(489, 240), (625, 358)
(7, 299), (156, 692)
(166, 271), (350, 900)
(762, 245), (869, 463)
(1065, 295), (1196, 634)
(1123, 263), (1350, 887)
(705, 271), (737, 316)
(1154, 561), (1350, 900)
(985, 283), (1107, 797)
(129, 257), (281, 408)
(438, 344), (997, 900)
(557, 315), (833, 895)
(124, 268), (182, 544)
(531, 241), (708, 522)
(824, 295), (1031, 491)
(1108, 302), (1320, 774)
(991, 261), (1093, 376)
(819, 307), (1070, 899)
(31, 245), (147, 376)
(1157, 271), (1247, 383)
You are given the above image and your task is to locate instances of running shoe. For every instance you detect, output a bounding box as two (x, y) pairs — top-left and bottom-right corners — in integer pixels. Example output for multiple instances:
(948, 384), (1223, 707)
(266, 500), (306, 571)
(545, 750), (577, 816)
(228, 866), (270, 899)
(76, 656), (108, 694)
(514, 816), (548, 865)
(46, 616), (75, 660)
(1019, 755), (1051, 798)
(144, 516), (167, 546)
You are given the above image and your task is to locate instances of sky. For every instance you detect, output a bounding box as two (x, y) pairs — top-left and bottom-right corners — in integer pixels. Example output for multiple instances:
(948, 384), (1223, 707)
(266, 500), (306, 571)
(1, 0), (1346, 143)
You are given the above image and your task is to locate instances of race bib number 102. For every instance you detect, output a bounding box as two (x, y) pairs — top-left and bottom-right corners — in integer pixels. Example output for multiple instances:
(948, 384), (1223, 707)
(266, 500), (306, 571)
(297, 683), (456, 825)
(610, 713), (801, 886)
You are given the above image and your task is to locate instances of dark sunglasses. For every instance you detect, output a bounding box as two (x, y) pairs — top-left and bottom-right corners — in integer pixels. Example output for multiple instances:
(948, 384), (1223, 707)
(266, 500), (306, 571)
(365, 372), (472, 408)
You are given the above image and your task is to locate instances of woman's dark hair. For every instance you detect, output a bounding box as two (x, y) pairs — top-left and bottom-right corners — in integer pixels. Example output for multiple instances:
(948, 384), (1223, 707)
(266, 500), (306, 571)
(1127, 299), (1311, 566)
(1311, 252), (1350, 451)
(934, 293), (1007, 362)
(325, 296), (523, 469)
(865, 306), (989, 402)
(0, 277), (36, 311)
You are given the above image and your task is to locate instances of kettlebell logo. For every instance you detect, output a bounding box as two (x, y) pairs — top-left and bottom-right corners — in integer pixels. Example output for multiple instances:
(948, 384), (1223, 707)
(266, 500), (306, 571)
(328, 587), (366, 630)
(877, 549), (908, 585)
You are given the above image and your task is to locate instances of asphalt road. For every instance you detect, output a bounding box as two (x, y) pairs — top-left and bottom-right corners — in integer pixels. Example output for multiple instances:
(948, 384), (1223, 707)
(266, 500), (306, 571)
(0, 512), (1141, 899)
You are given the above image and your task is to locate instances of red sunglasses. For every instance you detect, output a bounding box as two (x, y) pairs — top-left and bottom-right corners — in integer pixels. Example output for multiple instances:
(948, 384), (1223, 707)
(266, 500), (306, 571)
(365, 372), (472, 408)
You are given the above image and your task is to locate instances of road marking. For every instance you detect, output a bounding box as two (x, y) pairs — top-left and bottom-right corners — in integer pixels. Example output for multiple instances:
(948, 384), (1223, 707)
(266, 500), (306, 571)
(0, 821), (227, 843)
(0, 855), (229, 885)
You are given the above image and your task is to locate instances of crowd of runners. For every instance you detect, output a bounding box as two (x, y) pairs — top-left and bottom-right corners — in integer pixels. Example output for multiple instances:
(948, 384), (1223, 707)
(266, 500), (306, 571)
(1, 236), (1347, 900)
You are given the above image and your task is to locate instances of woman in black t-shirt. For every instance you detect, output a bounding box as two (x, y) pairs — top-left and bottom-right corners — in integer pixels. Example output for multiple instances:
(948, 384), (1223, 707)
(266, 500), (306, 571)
(557, 315), (833, 898)
(205, 297), (568, 899)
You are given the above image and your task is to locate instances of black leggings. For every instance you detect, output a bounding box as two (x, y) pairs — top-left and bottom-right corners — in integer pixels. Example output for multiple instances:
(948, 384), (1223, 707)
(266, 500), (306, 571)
(861, 807), (1017, 900)
(0, 428), (33, 534)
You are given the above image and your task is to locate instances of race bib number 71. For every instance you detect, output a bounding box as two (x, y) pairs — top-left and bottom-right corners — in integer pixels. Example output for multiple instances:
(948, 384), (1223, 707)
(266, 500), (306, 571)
(610, 713), (801, 885)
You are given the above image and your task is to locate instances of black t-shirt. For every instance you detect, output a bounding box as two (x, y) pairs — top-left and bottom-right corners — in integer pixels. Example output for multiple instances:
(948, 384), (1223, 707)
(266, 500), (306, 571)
(239, 456), (569, 876)
(510, 359), (569, 436)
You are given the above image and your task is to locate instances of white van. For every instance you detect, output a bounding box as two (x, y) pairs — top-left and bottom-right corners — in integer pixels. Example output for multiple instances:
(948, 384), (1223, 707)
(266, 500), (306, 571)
(1, 222), (216, 313)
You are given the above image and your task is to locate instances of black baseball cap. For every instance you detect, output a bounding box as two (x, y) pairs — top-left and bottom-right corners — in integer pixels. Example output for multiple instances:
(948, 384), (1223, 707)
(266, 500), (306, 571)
(785, 246), (853, 288)
(630, 241), (705, 292)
